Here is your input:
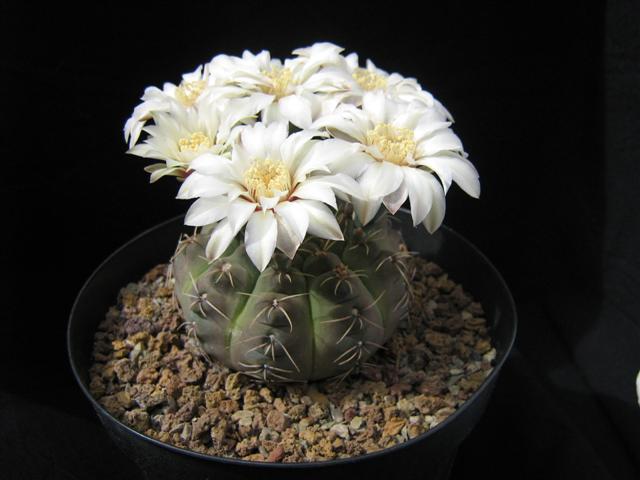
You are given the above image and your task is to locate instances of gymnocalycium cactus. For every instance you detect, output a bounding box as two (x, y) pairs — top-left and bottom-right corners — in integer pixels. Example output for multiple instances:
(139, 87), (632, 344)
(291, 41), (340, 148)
(172, 204), (412, 382)
(125, 42), (480, 382)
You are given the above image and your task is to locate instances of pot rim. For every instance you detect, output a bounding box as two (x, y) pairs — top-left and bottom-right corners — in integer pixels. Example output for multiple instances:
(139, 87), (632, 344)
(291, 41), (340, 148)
(67, 210), (517, 469)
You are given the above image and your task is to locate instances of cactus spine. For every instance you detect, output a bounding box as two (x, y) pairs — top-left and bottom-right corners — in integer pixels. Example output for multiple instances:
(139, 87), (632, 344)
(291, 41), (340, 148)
(172, 204), (412, 382)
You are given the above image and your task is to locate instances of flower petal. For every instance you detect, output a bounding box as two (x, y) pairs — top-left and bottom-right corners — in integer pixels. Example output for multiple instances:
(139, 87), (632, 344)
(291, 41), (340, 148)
(293, 42), (344, 81)
(362, 91), (387, 124)
(281, 129), (321, 174)
(241, 122), (288, 161)
(311, 106), (368, 144)
(217, 93), (274, 142)
(263, 122), (289, 160)
(257, 195), (283, 211)
(128, 143), (157, 159)
(295, 200), (343, 240)
(274, 202), (309, 258)
(177, 172), (231, 199)
(240, 123), (268, 159)
(383, 181), (408, 214)
(228, 198), (258, 234)
(291, 154), (331, 187)
(274, 201), (309, 243)
(415, 129), (464, 157)
(412, 111), (452, 143)
(124, 117), (145, 148)
(309, 138), (372, 178)
(305, 173), (364, 199)
(278, 94), (313, 129)
(147, 165), (183, 183)
(205, 219), (235, 260)
(402, 167), (434, 226)
(261, 102), (287, 125)
(358, 161), (404, 198)
(275, 223), (300, 259)
(185, 197), (229, 226)
(416, 154), (480, 198)
(189, 153), (232, 175)
(292, 180), (337, 208)
(422, 177), (446, 233)
(245, 210), (278, 271)
(352, 197), (383, 226)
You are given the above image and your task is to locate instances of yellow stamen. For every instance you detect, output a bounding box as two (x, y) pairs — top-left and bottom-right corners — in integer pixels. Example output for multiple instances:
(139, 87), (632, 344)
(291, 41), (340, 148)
(178, 131), (212, 152)
(366, 124), (416, 165)
(175, 79), (206, 107)
(352, 68), (387, 91)
(261, 67), (293, 99)
(244, 159), (291, 199)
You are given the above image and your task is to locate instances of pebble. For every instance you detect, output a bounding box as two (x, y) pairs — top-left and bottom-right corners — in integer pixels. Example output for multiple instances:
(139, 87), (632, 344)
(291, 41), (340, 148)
(298, 418), (310, 431)
(330, 423), (350, 439)
(396, 398), (414, 413)
(113, 358), (135, 383)
(329, 403), (343, 422)
(308, 403), (327, 421)
(382, 418), (406, 438)
(259, 427), (279, 442)
(409, 415), (421, 425)
(307, 387), (329, 406)
(266, 410), (288, 431)
(259, 387), (273, 403)
(483, 348), (497, 363)
(231, 410), (253, 427)
(273, 398), (286, 412)
(288, 404), (306, 420)
(349, 416), (364, 430)
(180, 423), (192, 442)
(129, 342), (144, 363)
(267, 445), (285, 462)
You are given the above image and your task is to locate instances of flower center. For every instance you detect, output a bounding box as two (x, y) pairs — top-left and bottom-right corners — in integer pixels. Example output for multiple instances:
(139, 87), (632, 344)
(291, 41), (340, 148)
(175, 79), (206, 107)
(366, 123), (416, 165)
(244, 159), (291, 199)
(261, 67), (293, 99)
(352, 68), (387, 91)
(178, 131), (212, 152)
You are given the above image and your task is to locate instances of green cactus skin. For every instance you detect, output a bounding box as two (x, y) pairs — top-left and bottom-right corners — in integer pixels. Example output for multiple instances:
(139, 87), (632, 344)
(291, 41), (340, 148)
(172, 204), (413, 383)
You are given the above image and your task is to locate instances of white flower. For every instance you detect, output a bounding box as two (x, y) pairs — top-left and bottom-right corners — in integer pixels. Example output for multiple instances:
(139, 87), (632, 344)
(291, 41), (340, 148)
(127, 94), (272, 182)
(330, 53), (452, 119)
(126, 43), (481, 271)
(206, 43), (352, 129)
(177, 121), (362, 271)
(313, 91), (480, 231)
(124, 65), (216, 148)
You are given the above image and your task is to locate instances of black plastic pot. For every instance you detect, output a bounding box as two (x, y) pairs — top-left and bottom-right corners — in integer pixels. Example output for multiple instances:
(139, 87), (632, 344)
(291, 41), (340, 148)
(68, 210), (517, 480)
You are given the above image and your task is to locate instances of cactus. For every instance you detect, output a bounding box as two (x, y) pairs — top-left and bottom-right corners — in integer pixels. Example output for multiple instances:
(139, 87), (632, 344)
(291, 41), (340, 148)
(172, 204), (413, 382)
(124, 43), (481, 384)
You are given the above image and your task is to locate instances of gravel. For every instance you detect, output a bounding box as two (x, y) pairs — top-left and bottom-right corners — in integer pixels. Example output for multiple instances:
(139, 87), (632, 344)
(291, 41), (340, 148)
(89, 258), (495, 462)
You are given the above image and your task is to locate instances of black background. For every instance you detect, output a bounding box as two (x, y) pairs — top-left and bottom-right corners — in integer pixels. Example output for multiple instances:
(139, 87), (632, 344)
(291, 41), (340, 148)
(1, 1), (639, 479)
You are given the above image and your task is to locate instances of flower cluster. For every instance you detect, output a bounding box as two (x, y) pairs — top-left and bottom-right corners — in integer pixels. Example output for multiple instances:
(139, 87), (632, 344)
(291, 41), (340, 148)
(125, 42), (480, 271)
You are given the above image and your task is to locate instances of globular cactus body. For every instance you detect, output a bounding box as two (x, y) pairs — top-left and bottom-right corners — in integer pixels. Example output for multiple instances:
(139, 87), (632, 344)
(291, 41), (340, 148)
(172, 208), (412, 382)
